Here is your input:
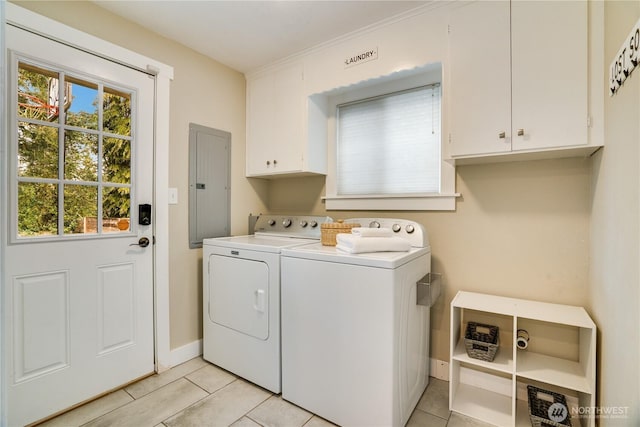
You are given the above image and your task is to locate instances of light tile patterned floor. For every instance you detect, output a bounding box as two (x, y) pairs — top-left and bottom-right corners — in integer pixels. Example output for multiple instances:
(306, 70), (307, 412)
(39, 357), (493, 427)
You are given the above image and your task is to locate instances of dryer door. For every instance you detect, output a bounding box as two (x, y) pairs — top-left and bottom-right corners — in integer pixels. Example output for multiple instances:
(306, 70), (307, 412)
(209, 254), (269, 340)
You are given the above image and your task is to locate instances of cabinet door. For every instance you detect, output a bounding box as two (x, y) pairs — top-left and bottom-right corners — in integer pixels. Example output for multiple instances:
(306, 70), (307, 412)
(271, 63), (305, 173)
(246, 72), (276, 175)
(246, 62), (305, 176)
(511, 1), (588, 151)
(449, 1), (511, 157)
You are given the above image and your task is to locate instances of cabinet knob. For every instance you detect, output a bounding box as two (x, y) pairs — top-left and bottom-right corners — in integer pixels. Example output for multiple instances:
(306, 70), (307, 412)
(266, 160), (271, 166)
(517, 129), (525, 136)
(498, 132), (506, 139)
(273, 159), (277, 165)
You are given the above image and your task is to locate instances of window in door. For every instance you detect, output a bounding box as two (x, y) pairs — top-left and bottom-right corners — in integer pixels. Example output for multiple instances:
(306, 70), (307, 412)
(15, 60), (135, 239)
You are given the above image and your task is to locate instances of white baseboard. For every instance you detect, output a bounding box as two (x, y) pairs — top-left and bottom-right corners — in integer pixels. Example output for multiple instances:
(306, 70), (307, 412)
(168, 344), (449, 383)
(430, 358), (449, 381)
(169, 339), (203, 367)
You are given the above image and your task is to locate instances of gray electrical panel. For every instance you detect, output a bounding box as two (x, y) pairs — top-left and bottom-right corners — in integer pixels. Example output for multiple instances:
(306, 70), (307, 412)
(189, 123), (231, 248)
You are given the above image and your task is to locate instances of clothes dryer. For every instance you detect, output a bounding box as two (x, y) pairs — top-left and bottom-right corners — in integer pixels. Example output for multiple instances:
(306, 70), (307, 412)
(203, 215), (330, 393)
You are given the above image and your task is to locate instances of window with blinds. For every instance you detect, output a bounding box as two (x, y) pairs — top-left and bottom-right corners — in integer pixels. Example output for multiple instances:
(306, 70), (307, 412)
(336, 84), (441, 196)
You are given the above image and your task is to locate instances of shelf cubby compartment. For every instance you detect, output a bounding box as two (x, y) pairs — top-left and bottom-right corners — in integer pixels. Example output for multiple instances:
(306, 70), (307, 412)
(514, 379), (585, 427)
(450, 362), (514, 427)
(515, 318), (595, 396)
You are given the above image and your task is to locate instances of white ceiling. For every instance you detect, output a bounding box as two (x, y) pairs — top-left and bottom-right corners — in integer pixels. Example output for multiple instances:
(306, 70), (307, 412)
(93, 1), (429, 73)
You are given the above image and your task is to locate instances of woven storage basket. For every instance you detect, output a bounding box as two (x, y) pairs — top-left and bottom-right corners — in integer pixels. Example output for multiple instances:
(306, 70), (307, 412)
(527, 385), (571, 427)
(464, 322), (499, 362)
(320, 220), (360, 246)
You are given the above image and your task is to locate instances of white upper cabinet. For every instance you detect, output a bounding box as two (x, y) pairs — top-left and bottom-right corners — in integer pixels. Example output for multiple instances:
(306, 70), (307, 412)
(449, 1), (596, 160)
(449, 1), (511, 156)
(246, 61), (327, 178)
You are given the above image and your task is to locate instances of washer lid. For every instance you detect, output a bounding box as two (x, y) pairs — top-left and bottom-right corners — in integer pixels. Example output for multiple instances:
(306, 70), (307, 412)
(203, 235), (317, 253)
(281, 242), (430, 269)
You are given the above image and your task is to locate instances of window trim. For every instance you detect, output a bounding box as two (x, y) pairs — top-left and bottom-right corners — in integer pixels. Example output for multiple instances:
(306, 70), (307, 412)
(323, 64), (458, 211)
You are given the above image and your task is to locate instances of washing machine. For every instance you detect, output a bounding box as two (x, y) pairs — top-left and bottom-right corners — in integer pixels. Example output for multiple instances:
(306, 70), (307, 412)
(203, 214), (331, 393)
(281, 218), (437, 427)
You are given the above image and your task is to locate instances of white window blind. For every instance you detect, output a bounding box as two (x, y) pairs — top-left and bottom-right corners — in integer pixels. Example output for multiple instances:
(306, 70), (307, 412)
(336, 84), (441, 196)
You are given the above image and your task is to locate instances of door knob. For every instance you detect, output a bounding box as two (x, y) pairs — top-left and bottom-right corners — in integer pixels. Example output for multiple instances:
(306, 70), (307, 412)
(130, 237), (150, 248)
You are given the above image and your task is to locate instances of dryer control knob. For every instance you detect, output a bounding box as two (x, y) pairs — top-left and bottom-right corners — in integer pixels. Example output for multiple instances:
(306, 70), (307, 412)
(369, 221), (381, 228)
(283, 219), (292, 228)
(406, 224), (415, 234)
(268, 219), (276, 226)
(392, 224), (402, 233)
(309, 221), (318, 228)
(300, 220), (308, 227)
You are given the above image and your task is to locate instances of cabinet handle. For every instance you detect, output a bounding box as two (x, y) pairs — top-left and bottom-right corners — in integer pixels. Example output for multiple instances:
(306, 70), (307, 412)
(517, 129), (525, 136)
(498, 132), (506, 139)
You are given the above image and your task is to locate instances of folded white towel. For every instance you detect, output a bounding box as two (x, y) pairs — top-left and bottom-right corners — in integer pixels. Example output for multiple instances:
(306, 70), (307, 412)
(351, 227), (394, 238)
(336, 234), (411, 254)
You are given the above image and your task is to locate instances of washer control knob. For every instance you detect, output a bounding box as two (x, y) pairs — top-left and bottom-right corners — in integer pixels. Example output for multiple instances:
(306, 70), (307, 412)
(300, 220), (308, 228)
(405, 224), (415, 234)
(283, 219), (292, 228)
(369, 221), (381, 228)
(392, 224), (402, 233)
(310, 220), (318, 228)
(268, 219), (276, 226)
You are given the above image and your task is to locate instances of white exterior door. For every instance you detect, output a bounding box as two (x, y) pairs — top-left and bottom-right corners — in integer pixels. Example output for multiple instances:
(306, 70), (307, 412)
(4, 25), (155, 426)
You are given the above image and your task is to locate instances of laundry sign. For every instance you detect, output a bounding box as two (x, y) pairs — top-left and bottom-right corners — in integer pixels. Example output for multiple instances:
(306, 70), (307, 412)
(609, 16), (640, 95)
(344, 47), (378, 68)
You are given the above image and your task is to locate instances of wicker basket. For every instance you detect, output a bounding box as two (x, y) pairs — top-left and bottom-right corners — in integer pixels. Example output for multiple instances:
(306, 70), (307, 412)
(320, 220), (360, 246)
(464, 322), (499, 362)
(527, 385), (571, 427)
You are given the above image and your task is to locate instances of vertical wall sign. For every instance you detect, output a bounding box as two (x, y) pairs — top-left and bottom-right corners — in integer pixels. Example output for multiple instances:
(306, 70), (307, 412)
(344, 47), (378, 69)
(609, 16), (640, 95)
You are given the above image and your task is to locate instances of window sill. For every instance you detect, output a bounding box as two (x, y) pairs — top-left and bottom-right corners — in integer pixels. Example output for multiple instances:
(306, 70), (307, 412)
(323, 193), (459, 211)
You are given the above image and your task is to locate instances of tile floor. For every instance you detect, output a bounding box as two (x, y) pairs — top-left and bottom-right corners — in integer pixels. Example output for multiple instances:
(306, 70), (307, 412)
(39, 357), (492, 427)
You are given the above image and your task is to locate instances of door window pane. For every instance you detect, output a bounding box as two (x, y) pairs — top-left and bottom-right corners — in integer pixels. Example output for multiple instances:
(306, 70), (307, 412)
(64, 184), (98, 234)
(103, 186), (130, 233)
(103, 137), (131, 184)
(66, 77), (98, 130)
(18, 182), (58, 236)
(18, 122), (59, 179)
(64, 130), (98, 181)
(18, 63), (61, 122)
(103, 89), (131, 136)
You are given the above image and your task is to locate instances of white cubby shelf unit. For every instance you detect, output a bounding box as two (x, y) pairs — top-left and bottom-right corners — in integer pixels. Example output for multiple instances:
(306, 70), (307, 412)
(449, 291), (596, 427)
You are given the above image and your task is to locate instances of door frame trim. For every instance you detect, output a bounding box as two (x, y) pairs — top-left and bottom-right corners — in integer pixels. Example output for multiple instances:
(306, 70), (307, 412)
(1, 3), (173, 423)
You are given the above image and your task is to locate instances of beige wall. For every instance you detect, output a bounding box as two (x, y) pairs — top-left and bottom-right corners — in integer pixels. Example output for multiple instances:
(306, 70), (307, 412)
(269, 157), (592, 363)
(10, 0), (269, 350)
(590, 1), (640, 424)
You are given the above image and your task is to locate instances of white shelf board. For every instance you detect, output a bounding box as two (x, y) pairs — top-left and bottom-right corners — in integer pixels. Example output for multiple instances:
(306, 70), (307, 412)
(516, 351), (591, 394)
(452, 291), (517, 317)
(515, 302), (594, 329)
(451, 382), (513, 427)
(452, 291), (595, 329)
(453, 339), (514, 374)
